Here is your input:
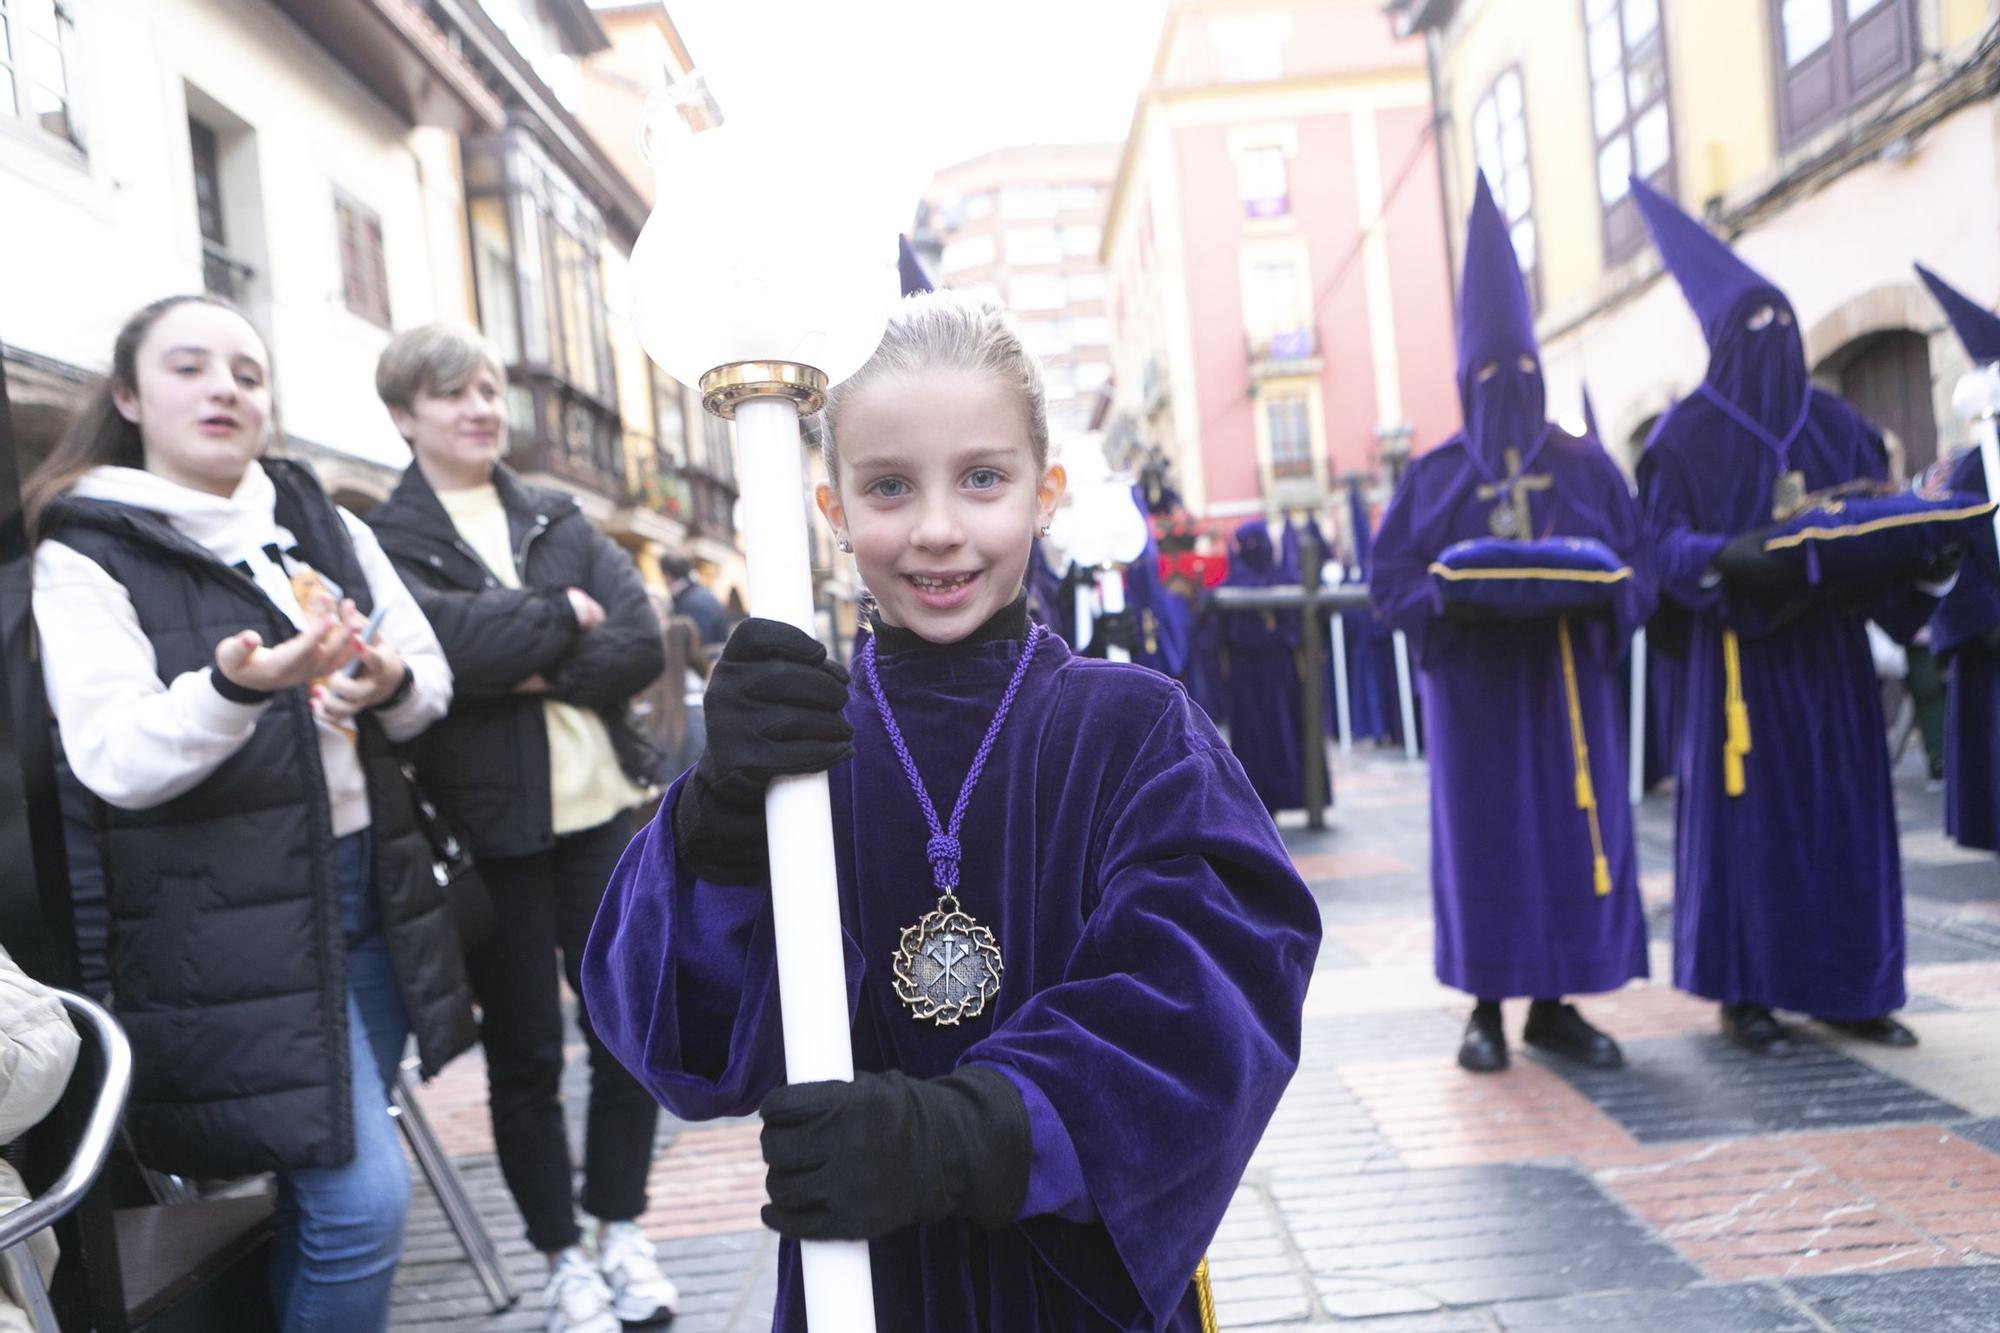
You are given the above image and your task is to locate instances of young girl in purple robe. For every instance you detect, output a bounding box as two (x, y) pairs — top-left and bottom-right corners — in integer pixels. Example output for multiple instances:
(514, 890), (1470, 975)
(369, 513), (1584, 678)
(582, 291), (1321, 1331)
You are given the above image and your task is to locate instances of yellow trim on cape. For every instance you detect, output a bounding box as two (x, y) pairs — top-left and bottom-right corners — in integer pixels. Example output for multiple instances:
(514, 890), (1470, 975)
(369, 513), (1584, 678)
(1760, 500), (1997, 551)
(1427, 563), (1634, 584)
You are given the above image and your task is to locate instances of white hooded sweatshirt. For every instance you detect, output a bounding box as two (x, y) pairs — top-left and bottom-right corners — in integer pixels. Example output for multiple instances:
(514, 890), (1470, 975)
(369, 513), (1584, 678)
(32, 463), (452, 837)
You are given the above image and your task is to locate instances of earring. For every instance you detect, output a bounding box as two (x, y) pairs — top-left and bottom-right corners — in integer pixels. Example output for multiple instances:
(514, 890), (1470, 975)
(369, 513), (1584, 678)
(837, 536), (853, 553)
(1037, 523), (1052, 538)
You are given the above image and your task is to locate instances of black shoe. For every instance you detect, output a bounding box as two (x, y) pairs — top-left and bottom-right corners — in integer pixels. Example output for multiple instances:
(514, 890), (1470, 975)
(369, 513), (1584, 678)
(1721, 1003), (1793, 1053)
(1523, 1000), (1625, 1069)
(1819, 1015), (1919, 1047)
(1457, 1004), (1508, 1073)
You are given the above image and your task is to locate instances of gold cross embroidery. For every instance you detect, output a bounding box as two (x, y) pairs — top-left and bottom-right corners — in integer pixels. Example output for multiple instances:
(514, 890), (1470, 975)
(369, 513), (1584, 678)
(1475, 447), (1554, 539)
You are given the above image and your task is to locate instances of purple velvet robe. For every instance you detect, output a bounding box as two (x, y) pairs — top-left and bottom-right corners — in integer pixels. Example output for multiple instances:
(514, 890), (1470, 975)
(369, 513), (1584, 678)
(1932, 446), (2000, 852)
(1219, 522), (1306, 812)
(582, 635), (1320, 1331)
(1372, 171), (1654, 1000)
(1632, 178), (1934, 1018)
(1373, 430), (1656, 997)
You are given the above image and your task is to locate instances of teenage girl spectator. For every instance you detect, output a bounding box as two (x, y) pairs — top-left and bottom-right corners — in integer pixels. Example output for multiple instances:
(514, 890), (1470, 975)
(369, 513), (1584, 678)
(27, 294), (473, 1331)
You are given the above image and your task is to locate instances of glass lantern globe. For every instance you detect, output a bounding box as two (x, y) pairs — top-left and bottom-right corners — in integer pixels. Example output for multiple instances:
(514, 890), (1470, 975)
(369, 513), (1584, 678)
(1058, 431), (1151, 570)
(1953, 363), (2000, 422)
(630, 74), (897, 390)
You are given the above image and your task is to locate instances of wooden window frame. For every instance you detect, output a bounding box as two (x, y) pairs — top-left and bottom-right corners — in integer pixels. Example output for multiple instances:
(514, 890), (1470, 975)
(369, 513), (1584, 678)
(334, 192), (391, 329)
(1770, 0), (1920, 150)
(1266, 394), (1314, 479)
(1470, 64), (1541, 311)
(1582, 0), (1677, 267)
(0, 0), (81, 151)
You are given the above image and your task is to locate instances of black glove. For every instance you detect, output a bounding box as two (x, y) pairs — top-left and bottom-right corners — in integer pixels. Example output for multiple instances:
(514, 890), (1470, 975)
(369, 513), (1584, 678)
(1090, 608), (1135, 656)
(759, 1067), (1030, 1241)
(673, 618), (854, 884)
(1712, 529), (1802, 592)
(1913, 544), (1965, 586)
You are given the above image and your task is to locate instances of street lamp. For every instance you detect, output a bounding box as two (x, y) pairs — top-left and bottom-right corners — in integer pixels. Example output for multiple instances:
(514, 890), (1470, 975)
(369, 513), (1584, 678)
(631, 73), (894, 1332)
(1953, 364), (2000, 561)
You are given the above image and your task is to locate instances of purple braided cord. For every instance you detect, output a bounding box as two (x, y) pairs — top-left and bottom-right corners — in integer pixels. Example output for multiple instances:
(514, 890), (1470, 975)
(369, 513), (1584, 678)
(859, 623), (1046, 893)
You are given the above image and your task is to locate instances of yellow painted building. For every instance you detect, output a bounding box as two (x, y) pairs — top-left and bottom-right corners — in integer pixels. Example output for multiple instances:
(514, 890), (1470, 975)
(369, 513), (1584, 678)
(1395, 0), (2000, 478)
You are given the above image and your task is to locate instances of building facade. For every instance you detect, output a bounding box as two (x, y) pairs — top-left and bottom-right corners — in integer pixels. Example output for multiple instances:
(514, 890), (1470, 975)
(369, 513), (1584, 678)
(0, 0), (741, 602)
(920, 143), (1121, 435)
(0, 0), (499, 503)
(1396, 0), (2000, 479)
(1099, 0), (1459, 528)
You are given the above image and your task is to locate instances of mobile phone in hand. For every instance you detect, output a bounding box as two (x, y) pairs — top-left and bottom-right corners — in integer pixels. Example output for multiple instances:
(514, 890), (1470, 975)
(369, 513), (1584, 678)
(338, 605), (390, 678)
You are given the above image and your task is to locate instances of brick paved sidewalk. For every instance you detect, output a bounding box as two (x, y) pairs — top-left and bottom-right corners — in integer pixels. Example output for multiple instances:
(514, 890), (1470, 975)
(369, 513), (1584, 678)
(391, 748), (2000, 1331)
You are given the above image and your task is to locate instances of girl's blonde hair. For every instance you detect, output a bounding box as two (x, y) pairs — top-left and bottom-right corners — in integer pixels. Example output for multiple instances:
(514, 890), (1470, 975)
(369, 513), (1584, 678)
(821, 291), (1049, 483)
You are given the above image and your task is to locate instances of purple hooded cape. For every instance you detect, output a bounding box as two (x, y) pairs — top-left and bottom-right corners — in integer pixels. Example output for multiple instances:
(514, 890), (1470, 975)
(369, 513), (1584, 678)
(582, 632), (1320, 1331)
(1341, 480), (1402, 745)
(1219, 519), (1308, 811)
(1633, 179), (1934, 1017)
(1916, 264), (2000, 852)
(1370, 172), (1654, 999)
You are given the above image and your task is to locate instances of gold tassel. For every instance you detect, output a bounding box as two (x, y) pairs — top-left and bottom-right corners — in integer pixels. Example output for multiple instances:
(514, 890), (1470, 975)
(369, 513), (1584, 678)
(1722, 629), (1751, 798)
(1558, 618), (1613, 898)
(1194, 1256), (1218, 1333)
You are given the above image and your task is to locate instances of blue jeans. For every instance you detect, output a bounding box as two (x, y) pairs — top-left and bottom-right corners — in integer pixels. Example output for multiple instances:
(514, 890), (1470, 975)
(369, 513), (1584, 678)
(268, 831), (412, 1332)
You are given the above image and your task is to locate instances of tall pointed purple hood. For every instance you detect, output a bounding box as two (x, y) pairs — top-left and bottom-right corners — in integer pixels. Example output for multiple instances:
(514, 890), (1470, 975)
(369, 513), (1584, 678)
(1632, 176), (1809, 446)
(1455, 170), (1547, 477)
(1629, 177), (1786, 348)
(898, 234), (935, 296)
(1916, 263), (2000, 366)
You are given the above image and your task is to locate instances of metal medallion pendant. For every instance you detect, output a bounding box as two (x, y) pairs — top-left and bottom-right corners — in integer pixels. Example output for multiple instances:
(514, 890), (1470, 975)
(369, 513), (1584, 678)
(1488, 500), (1521, 538)
(892, 893), (1003, 1026)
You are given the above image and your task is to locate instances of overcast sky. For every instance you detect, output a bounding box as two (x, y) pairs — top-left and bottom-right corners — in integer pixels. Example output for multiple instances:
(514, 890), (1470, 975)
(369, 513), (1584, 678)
(652, 1), (1166, 227)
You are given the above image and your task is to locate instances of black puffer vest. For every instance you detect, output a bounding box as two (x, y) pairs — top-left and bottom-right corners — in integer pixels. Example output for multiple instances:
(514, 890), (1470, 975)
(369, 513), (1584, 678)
(43, 460), (475, 1178)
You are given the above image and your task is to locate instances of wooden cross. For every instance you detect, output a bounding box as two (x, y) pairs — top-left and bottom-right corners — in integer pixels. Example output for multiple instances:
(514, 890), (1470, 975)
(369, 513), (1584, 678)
(1476, 447), (1554, 539)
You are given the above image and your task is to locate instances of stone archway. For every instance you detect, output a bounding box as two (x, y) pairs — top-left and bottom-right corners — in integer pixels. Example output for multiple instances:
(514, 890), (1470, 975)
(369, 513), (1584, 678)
(1801, 282), (1935, 373)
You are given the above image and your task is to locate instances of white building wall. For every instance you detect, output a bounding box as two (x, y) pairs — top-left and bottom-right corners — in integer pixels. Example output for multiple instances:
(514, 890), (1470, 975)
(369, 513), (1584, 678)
(1540, 100), (2000, 467)
(0, 0), (465, 471)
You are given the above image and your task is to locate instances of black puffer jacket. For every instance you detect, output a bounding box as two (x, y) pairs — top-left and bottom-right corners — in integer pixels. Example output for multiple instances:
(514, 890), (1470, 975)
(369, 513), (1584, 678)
(43, 460), (476, 1178)
(367, 464), (666, 858)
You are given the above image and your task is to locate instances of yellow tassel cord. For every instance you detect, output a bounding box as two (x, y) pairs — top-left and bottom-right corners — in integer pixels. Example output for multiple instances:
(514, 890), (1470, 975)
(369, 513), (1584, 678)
(1193, 1256), (1218, 1333)
(1557, 618), (1613, 897)
(1722, 628), (1751, 798)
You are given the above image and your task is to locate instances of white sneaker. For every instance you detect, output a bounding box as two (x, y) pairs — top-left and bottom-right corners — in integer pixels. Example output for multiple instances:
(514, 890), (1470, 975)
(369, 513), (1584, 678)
(597, 1220), (681, 1325)
(544, 1247), (620, 1333)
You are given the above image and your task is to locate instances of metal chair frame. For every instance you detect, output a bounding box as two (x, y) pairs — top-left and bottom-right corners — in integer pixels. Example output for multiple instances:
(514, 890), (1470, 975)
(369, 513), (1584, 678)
(0, 991), (133, 1333)
(391, 1061), (516, 1314)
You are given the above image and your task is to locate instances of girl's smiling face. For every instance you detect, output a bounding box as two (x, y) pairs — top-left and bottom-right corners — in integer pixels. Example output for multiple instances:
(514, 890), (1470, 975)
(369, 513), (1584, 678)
(818, 366), (1064, 644)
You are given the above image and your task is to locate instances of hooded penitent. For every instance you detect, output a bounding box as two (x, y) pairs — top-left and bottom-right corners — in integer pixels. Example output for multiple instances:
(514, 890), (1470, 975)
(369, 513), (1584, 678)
(1219, 519), (1306, 812)
(1369, 171), (1654, 1001)
(1634, 178), (1931, 1018)
(1915, 262), (2000, 853)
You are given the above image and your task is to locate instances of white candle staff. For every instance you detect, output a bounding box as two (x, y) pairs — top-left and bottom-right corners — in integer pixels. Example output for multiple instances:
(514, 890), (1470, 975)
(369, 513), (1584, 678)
(630, 74), (893, 1332)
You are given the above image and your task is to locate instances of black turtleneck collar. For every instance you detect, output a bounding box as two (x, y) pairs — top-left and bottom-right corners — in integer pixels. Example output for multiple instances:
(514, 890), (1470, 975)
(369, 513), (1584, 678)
(869, 592), (1030, 656)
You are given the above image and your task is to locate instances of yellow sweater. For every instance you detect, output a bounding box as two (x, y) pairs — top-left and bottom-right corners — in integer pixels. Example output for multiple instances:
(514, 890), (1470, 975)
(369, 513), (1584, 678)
(437, 485), (645, 836)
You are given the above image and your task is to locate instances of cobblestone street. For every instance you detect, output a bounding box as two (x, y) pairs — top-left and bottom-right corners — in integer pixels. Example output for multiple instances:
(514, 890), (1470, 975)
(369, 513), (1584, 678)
(390, 747), (2000, 1331)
